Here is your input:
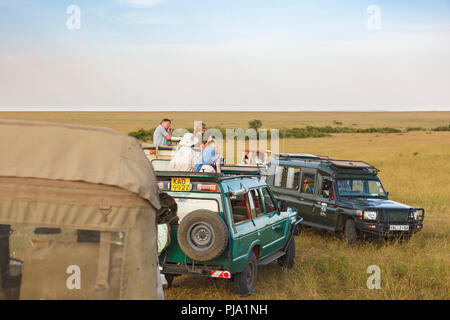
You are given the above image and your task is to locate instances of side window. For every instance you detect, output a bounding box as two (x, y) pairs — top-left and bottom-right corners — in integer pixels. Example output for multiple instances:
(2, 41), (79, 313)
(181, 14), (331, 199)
(286, 167), (301, 190)
(229, 193), (251, 224)
(274, 166), (283, 187)
(261, 187), (276, 213)
(320, 177), (335, 200)
(249, 189), (264, 218)
(301, 173), (316, 194)
(274, 166), (301, 190)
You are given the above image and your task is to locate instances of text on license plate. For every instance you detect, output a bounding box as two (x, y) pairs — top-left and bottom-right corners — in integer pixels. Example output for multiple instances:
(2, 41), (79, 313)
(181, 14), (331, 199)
(389, 225), (409, 231)
(171, 178), (191, 191)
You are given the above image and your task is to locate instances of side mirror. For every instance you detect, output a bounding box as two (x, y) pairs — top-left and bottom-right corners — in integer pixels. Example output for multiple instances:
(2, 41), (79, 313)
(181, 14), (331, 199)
(278, 200), (288, 212)
(386, 191), (389, 198)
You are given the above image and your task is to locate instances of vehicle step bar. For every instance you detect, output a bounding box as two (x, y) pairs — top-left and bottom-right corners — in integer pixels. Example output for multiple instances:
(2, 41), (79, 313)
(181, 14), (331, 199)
(259, 251), (285, 266)
(300, 220), (335, 231)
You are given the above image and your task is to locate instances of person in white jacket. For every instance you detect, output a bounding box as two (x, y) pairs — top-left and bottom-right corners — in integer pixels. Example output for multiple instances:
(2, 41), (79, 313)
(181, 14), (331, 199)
(170, 133), (199, 171)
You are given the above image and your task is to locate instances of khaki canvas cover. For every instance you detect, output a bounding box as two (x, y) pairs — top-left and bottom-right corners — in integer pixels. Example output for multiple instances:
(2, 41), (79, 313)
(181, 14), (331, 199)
(0, 178), (163, 300)
(0, 119), (160, 210)
(0, 120), (165, 299)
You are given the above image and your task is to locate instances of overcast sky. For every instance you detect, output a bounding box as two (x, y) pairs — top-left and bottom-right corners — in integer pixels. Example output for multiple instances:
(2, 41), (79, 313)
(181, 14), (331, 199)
(0, 0), (449, 110)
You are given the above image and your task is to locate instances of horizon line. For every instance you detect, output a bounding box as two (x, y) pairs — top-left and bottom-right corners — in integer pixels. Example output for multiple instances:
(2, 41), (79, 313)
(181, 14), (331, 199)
(1, 106), (450, 112)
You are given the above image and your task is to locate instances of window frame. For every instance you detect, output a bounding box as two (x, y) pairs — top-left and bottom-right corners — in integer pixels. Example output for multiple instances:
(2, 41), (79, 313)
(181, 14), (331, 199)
(260, 187), (278, 215)
(299, 170), (317, 197)
(317, 175), (336, 202)
(273, 165), (301, 191)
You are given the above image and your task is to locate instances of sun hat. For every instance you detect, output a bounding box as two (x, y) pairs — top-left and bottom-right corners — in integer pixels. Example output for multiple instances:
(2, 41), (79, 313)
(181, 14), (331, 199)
(179, 132), (199, 147)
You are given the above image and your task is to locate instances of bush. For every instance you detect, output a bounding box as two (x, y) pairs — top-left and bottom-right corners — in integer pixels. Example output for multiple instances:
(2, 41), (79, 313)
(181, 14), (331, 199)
(405, 127), (424, 132)
(432, 124), (450, 132)
(248, 119), (263, 131)
(128, 128), (154, 141)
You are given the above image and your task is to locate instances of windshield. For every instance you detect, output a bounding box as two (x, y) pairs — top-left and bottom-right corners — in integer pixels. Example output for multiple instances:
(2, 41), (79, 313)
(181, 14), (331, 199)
(337, 178), (386, 198)
(173, 197), (219, 221)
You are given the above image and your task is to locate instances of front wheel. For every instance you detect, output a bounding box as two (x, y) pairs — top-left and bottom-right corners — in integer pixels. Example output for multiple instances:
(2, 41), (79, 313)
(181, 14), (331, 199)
(163, 274), (177, 288)
(278, 239), (295, 268)
(233, 251), (258, 296)
(344, 219), (359, 245)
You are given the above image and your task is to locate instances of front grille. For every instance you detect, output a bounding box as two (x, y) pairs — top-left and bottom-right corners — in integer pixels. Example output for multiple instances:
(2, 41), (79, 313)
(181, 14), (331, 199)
(383, 210), (409, 222)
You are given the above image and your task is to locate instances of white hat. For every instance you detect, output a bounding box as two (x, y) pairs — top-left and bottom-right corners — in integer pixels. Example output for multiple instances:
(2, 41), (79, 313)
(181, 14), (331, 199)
(179, 132), (199, 146)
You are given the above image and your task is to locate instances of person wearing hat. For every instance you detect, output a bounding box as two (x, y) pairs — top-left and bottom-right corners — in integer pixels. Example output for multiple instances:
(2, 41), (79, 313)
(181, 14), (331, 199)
(170, 133), (199, 171)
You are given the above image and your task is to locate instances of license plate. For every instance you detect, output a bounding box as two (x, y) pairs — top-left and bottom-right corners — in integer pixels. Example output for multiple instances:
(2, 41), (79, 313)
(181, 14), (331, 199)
(171, 177), (191, 191)
(389, 225), (409, 231)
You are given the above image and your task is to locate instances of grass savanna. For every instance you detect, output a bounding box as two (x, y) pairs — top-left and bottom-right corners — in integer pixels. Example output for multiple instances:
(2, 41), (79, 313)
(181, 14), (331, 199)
(1, 111), (450, 134)
(1, 112), (449, 299)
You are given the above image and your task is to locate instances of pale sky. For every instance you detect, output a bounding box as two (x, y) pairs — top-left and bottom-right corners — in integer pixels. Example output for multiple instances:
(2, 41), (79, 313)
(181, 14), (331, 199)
(0, 0), (449, 110)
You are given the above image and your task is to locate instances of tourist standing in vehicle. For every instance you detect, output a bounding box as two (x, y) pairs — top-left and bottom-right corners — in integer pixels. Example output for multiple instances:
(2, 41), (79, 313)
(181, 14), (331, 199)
(153, 119), (172, 146)
(195, 139), (222, 173)
(170, 133), (198, 171)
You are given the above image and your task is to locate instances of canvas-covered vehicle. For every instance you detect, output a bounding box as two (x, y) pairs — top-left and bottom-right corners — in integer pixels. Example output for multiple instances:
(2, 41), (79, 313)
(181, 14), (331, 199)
(156, 171), (301, 296)
(0, 120), (166, 300)
(266, 154), (425, 244)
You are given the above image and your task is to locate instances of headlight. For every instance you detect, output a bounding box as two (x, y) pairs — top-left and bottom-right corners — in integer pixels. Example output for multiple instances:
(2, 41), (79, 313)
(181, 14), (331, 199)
(412, 210), (419, 220)
(364, 210), (377, 220)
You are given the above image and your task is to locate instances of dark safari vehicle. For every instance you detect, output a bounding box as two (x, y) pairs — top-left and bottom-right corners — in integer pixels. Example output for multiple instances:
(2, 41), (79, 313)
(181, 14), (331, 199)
(156, 170), (301, 296)
(266, 154), (425, 244)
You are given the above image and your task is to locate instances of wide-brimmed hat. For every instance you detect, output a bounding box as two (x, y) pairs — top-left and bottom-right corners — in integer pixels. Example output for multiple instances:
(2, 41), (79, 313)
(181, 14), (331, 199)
(179, 133), (199, 146)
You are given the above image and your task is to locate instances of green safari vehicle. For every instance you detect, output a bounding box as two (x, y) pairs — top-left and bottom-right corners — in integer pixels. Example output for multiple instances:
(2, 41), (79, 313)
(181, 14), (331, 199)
(156, 171), (301, 296)
(266, 154), (425, 244)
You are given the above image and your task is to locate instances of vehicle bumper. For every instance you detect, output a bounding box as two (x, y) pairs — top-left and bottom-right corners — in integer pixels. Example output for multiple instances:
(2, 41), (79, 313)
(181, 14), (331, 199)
(355, 220), (424, 237)
(355, 208), (424, 237)
(161, 263), (232, 279)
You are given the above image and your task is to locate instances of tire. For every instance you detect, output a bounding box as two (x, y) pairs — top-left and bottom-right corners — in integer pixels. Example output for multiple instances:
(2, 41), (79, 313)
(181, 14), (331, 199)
(278, 238), (296, 269)
(344, 219), (358, 245)
(177, 210), (229, 262)
(233, 251), (258, 296)
(293, 223), (302, 236)
(164, 274), (177, 288)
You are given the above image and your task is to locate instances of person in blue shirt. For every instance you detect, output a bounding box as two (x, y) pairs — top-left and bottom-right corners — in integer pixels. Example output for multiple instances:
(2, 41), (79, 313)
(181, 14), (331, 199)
(153, 119), (172, 146)
(194, 139), (222, 173)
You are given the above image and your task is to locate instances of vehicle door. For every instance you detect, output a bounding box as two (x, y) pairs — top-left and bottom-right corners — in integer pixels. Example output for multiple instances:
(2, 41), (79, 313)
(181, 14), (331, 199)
(298, 170), (318, 224)
(260, 187), (287, 253)
(248, 188), (278, 258)
(251, 187), (286, 257)
(228, 191), (258, 259)
(313, 175), (339, 227)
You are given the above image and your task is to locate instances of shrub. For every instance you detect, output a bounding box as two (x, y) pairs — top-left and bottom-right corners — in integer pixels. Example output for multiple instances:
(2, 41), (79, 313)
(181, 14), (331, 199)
(432, 124), (450, 132)
(128, 128), (154, 141)
(248, 119), (263, 131)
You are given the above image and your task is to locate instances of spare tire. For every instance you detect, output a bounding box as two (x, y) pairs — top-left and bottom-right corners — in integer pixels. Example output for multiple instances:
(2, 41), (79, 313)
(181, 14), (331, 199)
(177, 210), (229, 262)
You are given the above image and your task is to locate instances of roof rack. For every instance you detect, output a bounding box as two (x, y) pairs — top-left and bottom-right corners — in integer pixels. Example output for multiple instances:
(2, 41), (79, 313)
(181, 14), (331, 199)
(276, 153), (329, 161)
(155, 171), (260, 182)
(275, 153), (379, 173)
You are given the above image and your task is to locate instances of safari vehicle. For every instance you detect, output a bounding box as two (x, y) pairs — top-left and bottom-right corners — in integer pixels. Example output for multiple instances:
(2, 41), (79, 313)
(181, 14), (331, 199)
(141, 143), (178, 161)
(156, 171), (301, 296)
(0, 120), (167, 300)
(240, 149), (273, 165)
(266, 154), (425, 244)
